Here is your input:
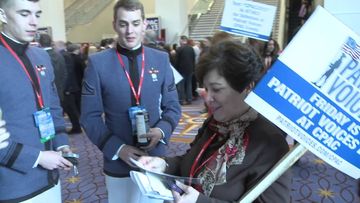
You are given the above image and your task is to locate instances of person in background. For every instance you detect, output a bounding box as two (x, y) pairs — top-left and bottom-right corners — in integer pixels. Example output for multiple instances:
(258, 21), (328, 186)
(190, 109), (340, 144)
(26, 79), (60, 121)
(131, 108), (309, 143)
(80, 0), (181, 202)
(0, 0), (73, 202)
(100, 38), (115, 50)
(163, 44), (176, 67)
(143, 29), (158, 49)
(172, 43), (178, 53)
(88, 44), (98, 55)
(54, 41), (82, 134)
(298, 0), (312, 24)
(190, 39), (200, 99)
(199, 37), (211, 58)
(67, 43), (86, 113)
(176, 35), (195, 105)
(262, 38), (280, 73)
(38, 33), (68, 103)
(139, 40), (291, 203)
(80, 42), (90, 62)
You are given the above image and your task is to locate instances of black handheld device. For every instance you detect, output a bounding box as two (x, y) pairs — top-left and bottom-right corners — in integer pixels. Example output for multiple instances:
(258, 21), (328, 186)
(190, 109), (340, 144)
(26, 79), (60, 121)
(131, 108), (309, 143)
(163, 179), (185, 195)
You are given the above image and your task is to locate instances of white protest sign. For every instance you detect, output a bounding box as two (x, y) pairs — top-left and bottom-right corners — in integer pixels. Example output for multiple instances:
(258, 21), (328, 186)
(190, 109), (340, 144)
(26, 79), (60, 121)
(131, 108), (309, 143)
(245, 6), (360, 179)
(220, 0), (276, 41)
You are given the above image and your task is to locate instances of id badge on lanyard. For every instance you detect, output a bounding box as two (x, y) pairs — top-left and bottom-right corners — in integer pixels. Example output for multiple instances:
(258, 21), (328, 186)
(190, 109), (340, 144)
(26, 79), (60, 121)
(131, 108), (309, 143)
(33, 107), (55, 143)
(129, 106), (150, 146)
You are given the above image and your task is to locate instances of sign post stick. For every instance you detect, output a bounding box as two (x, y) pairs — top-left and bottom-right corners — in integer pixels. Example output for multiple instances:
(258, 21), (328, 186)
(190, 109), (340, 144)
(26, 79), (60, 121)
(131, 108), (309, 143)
(239, 143), (307, 203)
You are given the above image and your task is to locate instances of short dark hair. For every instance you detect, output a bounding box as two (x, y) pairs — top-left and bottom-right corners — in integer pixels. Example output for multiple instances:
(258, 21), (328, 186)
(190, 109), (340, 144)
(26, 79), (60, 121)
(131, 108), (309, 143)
(196, 40), (263, 93)
(113, 0), (145, 20)
(262, 38), (280, 57)
(0, 0), (39, 8)
(38, 33), (52, 47)
(211, 31), (233, 45)
(180, 35), (188, 41)
(67, 43), (80, 53)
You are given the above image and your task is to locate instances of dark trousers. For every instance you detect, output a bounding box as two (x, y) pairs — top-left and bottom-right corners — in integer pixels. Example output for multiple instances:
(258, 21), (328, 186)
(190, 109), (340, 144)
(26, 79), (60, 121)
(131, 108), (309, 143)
(178, 73), (193, 103)
(192, 75), (198, 97)
(63, 92), (81, 130)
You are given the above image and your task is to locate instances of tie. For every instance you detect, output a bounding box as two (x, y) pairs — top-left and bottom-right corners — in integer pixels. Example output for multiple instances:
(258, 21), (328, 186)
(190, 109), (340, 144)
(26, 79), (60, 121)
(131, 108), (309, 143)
(128, 55), (140, 106)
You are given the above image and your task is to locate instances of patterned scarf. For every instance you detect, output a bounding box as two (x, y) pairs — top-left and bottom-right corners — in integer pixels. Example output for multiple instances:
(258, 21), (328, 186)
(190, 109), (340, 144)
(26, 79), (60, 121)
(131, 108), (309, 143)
(198, 108), (258, 196)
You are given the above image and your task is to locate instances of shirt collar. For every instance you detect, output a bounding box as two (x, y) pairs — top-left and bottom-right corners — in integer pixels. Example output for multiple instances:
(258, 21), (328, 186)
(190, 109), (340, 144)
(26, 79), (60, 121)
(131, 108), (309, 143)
(1, 32), (29, 56)
(116, 43), (142, 57)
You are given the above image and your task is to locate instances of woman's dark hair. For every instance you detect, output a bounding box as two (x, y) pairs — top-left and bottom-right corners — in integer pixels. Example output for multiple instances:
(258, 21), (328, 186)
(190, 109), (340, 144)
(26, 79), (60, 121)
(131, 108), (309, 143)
(196, 40), (263, 93)
(262, 38), (280, 57)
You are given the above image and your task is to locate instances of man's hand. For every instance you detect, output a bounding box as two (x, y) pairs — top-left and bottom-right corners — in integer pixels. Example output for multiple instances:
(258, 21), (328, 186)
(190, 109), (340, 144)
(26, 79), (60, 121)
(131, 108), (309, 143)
(0, 120), (10, 149)
(140, 128), (163, 151)
(119, 145), (147, 167)
(38, 151), (73, 170)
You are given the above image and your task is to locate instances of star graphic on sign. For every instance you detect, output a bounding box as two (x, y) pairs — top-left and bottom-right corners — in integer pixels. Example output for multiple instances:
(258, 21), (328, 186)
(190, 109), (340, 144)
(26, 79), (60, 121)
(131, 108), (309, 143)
(66, 176), (80, 184)
(313, 158), (325, 165)
(318, 188), (335, 198)
(65, 199), (82, 203)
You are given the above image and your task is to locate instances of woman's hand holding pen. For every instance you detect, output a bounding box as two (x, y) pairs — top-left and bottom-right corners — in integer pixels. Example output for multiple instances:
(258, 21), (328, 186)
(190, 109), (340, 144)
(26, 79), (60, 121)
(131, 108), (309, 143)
(172, 181), (199, 203)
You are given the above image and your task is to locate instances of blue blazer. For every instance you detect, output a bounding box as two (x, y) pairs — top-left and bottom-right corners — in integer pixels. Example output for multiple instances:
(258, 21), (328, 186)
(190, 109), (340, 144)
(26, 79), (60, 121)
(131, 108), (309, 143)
(80, 46), (181, 177)
(0, 45), (69, 202)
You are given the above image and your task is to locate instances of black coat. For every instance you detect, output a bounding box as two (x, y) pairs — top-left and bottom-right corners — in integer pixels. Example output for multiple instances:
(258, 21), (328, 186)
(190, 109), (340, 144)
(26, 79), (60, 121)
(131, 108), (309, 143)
(175, 45), (195, 76)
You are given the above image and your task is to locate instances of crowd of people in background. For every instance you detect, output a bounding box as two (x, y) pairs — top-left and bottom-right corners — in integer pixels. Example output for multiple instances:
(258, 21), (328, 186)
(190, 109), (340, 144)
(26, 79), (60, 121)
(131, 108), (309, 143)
(32, 32), (286, 115)
(26, 0), (313, 114)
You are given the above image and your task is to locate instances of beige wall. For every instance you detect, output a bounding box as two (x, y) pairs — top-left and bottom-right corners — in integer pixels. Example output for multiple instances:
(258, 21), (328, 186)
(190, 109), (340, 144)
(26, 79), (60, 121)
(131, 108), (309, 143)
(64, 0), (76, 9)
(39, 0), (66, 41)
(66, 0), (198, 43)
(66, 1), (117, 43)
(141, 0), (155, 15)
(187, 0), (198, 12)
(66, 0), (155, 43)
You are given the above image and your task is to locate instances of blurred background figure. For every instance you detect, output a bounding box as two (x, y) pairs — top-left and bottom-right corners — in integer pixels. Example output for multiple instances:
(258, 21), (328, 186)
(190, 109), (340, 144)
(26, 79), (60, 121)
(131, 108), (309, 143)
(100, 38), (115, 50)
(38, 34), (68, 103)
(298, 0), (312, 24)
(262, 38), (281, 73)
(143, 29), (159, 49)
(54, 41), (82, 134)
(176, 35), (195, 105)
(67, 43), (86, 113)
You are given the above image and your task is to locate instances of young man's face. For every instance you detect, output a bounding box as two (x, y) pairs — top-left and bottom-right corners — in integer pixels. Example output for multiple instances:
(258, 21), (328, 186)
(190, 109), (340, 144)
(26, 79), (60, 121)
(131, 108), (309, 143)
(0, 0), (41, 43)
(113, 7), (146, 49)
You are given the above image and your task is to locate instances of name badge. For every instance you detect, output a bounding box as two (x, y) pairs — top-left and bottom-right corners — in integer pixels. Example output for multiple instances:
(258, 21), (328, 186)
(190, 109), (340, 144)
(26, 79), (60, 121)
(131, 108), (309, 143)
(33, 107), (55, 143)
(129, 106), (144, 133)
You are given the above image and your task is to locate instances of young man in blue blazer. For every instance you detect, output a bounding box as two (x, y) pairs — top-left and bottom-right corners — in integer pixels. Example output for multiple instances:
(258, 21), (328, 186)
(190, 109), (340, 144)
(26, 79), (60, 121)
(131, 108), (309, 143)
(80, 0), (181, 202)
(0, 0), (73, 202)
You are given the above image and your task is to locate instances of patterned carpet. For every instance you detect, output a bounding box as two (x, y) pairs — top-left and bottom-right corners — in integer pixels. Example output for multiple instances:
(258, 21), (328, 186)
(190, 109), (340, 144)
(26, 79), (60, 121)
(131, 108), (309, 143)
(60, 100), (359, 203)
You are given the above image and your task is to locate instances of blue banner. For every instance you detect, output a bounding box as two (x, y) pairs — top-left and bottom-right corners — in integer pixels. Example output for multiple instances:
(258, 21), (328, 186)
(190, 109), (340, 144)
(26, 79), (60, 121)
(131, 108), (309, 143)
(253, 60), (360, 168)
